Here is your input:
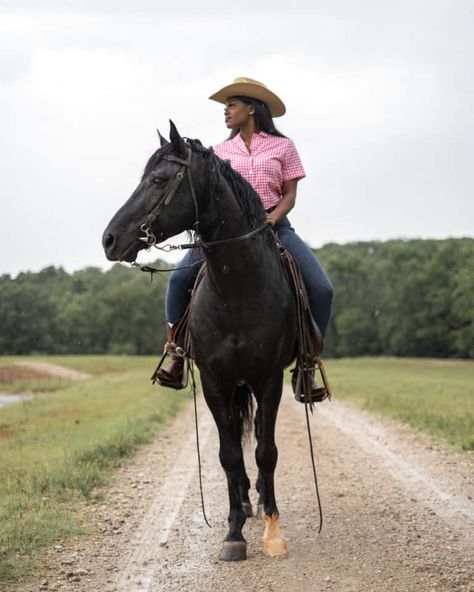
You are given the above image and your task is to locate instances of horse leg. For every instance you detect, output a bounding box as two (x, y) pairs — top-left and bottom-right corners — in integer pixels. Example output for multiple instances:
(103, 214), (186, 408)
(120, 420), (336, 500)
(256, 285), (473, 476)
(254, 373), (288, 557)
(240, 472), (253, 518)
(234, 383), (253, 518)
(201, 374), (249, 561)
(254, 408), (265, 519)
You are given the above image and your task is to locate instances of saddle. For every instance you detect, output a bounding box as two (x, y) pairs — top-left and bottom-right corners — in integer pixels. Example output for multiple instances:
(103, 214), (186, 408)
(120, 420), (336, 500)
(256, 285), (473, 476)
(151, 245), (332, 407)
(278, 245), (332, 407)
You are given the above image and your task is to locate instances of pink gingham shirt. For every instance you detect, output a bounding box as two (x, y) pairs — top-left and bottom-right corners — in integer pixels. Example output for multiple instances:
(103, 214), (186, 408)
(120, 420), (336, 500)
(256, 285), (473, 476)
(213, 131), (306, 210)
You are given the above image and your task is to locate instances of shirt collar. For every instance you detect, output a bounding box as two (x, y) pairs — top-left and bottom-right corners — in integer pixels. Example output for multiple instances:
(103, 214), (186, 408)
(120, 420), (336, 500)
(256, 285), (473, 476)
(231, 130), (269, 152)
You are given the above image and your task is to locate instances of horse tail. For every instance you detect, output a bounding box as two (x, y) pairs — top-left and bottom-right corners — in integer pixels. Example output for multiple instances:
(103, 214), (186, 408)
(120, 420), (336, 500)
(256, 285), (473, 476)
(232, 383), (254, 442)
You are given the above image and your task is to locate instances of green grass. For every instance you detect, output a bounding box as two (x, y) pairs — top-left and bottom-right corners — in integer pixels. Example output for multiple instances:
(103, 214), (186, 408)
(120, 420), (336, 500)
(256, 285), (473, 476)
(0, 377), (68, 394)
(0, 356), (191, 582)
(325, 357), (474, 451)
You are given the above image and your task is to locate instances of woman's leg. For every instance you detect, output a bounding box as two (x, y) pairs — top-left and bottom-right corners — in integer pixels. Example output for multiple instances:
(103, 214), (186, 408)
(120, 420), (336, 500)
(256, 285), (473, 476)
(165, 248), (204, 324)
(274, 216), (333, 335)
(157, 248), (204, 389)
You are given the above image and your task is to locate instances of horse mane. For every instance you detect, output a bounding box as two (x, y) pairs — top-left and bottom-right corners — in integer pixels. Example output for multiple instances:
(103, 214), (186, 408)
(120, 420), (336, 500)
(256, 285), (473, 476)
(213, 156), (265, 225)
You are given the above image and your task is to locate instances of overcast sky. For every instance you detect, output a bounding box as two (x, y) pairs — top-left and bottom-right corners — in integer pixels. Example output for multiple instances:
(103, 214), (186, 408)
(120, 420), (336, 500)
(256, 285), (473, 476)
(1, 0), (473, 276)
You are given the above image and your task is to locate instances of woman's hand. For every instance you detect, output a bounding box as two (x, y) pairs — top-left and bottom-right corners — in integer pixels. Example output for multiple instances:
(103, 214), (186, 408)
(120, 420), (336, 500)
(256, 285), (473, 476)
(267, 179), (298, 227)
(266, 213), (276, 227)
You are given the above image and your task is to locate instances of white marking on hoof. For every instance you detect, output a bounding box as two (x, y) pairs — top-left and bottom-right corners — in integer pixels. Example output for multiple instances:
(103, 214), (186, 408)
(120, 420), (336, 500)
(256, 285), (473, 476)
(262, 513), (288, 557)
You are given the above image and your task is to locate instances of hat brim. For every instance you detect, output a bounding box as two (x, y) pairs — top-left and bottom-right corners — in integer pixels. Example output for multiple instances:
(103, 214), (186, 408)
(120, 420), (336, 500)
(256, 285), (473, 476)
(209, 83), (286, 118)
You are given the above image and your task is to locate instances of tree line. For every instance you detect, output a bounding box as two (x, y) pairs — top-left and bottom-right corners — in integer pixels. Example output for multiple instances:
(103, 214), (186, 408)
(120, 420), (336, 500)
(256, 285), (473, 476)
(0, 238), (472, 358)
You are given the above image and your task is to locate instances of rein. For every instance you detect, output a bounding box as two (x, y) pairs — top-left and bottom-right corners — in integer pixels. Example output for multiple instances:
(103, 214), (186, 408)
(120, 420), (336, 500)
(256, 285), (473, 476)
(132, 224), (268, 277)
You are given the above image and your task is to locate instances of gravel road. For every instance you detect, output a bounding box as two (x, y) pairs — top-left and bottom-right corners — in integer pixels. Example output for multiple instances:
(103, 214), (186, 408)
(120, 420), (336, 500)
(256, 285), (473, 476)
(9, 387), (474, 592)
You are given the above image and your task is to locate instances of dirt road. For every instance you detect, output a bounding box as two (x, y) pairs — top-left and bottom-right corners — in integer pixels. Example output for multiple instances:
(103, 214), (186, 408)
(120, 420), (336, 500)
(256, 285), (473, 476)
(13, 388), (474, 592)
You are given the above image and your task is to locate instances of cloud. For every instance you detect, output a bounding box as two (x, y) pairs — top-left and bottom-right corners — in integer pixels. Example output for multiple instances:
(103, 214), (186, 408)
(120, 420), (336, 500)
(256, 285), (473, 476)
(0, 1), (472, 275)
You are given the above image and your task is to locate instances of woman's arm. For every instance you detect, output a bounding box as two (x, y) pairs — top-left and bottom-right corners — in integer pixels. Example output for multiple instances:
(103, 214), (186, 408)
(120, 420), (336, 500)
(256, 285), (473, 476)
(266, 179), (298, 226)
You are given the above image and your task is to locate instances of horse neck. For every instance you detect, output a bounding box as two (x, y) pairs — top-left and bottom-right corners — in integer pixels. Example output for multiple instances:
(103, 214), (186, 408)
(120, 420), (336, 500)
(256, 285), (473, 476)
(197, 162), (264, 240)
(197, 177), (274, 287)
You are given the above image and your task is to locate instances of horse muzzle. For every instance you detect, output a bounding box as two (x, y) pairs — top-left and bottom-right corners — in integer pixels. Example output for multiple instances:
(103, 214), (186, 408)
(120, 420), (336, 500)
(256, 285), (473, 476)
(102, 229), (142, 263)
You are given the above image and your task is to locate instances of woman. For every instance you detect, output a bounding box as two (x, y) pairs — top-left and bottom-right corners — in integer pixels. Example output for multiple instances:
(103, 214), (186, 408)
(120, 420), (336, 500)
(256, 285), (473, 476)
(157, 77), (333, 397)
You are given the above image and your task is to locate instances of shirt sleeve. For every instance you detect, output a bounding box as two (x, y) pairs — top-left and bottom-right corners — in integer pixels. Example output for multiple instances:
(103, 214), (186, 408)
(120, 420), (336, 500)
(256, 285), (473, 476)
(212, 141), (229, 160)
(281, 139), (306, 182)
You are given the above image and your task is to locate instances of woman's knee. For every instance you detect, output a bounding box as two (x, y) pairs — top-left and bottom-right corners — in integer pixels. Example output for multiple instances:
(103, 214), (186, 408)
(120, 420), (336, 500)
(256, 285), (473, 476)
(320, 276), (334, 306)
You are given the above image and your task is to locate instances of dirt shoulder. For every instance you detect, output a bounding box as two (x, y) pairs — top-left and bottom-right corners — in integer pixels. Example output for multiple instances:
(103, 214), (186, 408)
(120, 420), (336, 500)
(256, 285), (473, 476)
(5, 388), (474, 592)
(14, 361), (91, 381)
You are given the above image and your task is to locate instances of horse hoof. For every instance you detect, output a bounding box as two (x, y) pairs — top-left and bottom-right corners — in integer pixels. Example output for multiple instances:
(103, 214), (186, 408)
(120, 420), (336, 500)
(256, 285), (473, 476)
(262, 537), (288, 557)
(220, 541), (247, 561)
(256, 504), (264, 519)
(242, 502), (253, 517)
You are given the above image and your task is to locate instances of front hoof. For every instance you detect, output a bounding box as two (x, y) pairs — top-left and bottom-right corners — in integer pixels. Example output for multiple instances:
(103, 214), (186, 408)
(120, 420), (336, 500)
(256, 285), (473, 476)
(220, 541), (247, 561)
(263, 537), (288, 557)
(262, 513), (288, 557)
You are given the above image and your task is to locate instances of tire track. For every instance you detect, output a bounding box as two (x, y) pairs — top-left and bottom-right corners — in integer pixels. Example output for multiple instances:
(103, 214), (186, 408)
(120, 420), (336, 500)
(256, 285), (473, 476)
(318, 401), (474, 528)
(114, 398), (215, 592)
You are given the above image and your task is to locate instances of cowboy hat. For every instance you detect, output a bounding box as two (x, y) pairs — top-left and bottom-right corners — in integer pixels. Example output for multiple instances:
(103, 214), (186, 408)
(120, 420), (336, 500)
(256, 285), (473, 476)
(209, 77), (286, 118)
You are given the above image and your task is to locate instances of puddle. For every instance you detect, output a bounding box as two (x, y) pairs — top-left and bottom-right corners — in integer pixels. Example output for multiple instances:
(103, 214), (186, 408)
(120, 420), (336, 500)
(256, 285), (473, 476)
(0, 393), (35, 408)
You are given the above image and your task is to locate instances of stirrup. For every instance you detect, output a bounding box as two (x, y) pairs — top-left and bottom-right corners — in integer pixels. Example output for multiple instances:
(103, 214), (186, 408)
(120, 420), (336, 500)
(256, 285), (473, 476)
(291, 357), (332, 404)
(151, 348), (189, 390)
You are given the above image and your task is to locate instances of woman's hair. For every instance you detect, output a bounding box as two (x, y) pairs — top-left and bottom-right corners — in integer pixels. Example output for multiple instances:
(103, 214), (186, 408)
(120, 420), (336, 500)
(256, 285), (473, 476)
(227, 96), (286, 139)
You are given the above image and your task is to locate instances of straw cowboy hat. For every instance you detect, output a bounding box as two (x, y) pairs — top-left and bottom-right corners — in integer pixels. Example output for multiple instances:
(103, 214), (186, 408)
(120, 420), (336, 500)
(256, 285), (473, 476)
(209, 77), (286, 118)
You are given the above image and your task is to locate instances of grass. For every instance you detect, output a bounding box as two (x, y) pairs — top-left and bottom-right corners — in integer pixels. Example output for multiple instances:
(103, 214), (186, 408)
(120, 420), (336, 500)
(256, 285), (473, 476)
(0, 356), (192, 582)
(325, 357), (474, 451)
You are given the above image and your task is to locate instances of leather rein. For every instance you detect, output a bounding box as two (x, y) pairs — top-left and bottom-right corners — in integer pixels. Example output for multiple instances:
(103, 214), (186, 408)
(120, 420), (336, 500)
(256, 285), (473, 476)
(138, 144), (267, 253)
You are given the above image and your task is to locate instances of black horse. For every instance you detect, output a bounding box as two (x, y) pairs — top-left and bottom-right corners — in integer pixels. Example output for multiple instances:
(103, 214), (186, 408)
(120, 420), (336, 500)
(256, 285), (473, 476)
(102, 122), (297, 561)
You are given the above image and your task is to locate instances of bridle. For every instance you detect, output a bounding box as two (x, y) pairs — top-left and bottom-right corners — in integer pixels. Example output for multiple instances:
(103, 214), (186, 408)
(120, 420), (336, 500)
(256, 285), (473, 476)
(138, 143), (267, 252)
(138, 146), (200, 248)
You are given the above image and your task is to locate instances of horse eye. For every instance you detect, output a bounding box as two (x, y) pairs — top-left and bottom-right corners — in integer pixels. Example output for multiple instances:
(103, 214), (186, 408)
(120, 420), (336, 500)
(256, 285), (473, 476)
(152, 176), (166, 185)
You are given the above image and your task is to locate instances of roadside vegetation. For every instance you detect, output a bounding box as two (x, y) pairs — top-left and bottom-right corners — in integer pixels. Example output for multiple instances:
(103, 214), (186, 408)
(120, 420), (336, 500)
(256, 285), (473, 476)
(0, 356), (191, 582)
(1, 238), (473, 359)
(327, 357), (474, 451)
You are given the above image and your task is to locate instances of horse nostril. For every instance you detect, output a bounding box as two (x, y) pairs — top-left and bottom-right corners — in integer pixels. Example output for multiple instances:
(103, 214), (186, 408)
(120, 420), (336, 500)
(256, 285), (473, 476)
(103, 233), (115, 251)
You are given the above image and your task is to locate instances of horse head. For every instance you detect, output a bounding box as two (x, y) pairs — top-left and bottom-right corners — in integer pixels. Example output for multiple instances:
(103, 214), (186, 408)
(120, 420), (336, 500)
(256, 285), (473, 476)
(102, 121), (204, 263)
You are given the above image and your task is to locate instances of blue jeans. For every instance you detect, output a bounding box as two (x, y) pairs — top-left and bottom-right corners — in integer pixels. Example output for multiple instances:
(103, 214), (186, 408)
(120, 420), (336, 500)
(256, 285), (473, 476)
(165, 216), (333, 335)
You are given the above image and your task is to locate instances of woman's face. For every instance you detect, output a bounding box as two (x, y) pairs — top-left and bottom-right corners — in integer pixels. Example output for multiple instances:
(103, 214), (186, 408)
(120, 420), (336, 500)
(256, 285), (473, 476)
(224, 98), (253, 129)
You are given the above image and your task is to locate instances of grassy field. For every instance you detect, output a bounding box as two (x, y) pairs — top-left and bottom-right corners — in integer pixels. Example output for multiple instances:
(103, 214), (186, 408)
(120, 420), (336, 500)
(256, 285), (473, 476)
(325, 357), (474, 451)
(0, 356), (192, 581)
(0, 355), (472, 582)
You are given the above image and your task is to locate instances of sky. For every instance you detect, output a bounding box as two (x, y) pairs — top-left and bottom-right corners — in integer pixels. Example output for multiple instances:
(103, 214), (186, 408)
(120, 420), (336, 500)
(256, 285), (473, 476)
(1, 0), (473, 277)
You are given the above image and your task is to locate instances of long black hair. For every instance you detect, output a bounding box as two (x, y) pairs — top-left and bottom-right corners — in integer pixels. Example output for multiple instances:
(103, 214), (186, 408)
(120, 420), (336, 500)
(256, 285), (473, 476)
(227, 96), (286, 139)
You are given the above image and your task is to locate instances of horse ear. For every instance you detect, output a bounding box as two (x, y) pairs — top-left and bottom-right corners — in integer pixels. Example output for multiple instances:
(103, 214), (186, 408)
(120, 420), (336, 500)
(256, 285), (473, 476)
(157, 129), (169, 147)
(169, 120), (187, 158)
